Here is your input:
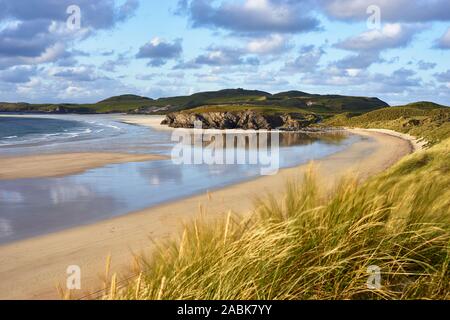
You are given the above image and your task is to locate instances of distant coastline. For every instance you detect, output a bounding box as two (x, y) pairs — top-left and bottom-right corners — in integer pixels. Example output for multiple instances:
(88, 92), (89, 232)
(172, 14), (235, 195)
(0, 88), (391, 115)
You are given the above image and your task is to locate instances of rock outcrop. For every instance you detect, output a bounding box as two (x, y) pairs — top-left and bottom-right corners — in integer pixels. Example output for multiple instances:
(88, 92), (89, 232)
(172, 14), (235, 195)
(161, 111), (321, 130)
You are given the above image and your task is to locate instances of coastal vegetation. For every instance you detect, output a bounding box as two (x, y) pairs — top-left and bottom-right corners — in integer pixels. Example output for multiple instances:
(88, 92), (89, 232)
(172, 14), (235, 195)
(103, 136), (450, 300)
(324, 104), (450, 146)
(101, 104), (450, 300)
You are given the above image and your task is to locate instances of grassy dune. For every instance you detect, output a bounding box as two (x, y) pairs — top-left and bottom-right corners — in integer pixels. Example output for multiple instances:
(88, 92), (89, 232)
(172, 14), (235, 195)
(325, 106), (450, 146)
(103, 138), (450, 300)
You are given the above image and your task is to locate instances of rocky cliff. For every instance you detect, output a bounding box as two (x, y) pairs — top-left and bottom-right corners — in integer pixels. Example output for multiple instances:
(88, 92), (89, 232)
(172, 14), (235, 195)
(161, 111), (321, 130)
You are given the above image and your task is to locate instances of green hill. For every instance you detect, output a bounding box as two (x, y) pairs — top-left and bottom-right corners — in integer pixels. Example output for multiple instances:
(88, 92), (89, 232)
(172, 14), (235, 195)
(154, 88), (271, 111)
(0, 95), (156, 114)
(272, 90), (312, 98)
(143, 90), (389, 115)
(98, 94), (153, 103)
(398, 101), (448, 110)
(0, 88), (390, 115)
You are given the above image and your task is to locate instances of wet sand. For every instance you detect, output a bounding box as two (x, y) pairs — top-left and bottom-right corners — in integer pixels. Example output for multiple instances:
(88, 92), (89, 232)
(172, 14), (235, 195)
(0, 128), (415, 300)
(0, 153), (167, 180)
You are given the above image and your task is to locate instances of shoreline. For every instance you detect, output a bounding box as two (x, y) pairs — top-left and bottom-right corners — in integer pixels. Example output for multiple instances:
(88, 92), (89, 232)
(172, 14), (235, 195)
(118, 115), (345, 134)
(0, 127), (415, 300)
(0, 152), (168, 180)
(118, 115), (426, 152)
(117, 115), (172, 131)
(357, 128), (427, 152)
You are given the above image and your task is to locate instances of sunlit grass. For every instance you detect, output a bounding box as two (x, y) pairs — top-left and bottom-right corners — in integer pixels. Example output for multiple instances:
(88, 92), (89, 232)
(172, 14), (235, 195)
(103, 138), (449, 300)
(325, 107), (450, 146)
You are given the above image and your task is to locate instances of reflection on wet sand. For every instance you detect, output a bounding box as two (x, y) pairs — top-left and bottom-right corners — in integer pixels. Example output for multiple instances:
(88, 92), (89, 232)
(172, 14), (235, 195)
(0, 178), (123, 243)
(0, 118), (358, 245)
(181, 131), (349, 148)
(280, 131), (348, 146)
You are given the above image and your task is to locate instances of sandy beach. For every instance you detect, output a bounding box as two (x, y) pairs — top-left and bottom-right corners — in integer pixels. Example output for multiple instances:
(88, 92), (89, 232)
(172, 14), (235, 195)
(360, 128), (427, 151)
(118, 115), (174, 131)
(0, 120), (416, 300)
(0, 153), (167, 180)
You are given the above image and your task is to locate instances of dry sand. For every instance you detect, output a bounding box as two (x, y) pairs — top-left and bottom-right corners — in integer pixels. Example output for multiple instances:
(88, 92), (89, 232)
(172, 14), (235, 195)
(360, 128), (427, 151)
(0, 153), (167, 180)
(0, 124), (415, 300)
(118, 115), (173, 131)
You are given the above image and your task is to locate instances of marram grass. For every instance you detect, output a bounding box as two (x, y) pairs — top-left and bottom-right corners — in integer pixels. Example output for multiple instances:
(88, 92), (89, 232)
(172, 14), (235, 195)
(103, 138), (450, 300)
(324, 107), (450, 146)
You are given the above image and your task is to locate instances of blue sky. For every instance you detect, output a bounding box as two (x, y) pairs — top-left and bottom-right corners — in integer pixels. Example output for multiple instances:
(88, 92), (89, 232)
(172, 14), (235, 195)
(0, 0), (449, 105)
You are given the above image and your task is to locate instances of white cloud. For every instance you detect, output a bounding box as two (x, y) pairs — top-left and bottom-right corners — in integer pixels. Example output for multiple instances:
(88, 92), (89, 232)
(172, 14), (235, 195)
(346, 69), (361, 77)
(435, 70), (450, 82)
(183, 0), (320, 35)
(136, 37), (183, 66)
(0, 0), (138, 69)
(0, 65), (37, 83)
(283, 45), (324, 73)
(321, 0), (450, 22)
(246, 34), (291, 54)
(51, 65), (106, 82)
(336, 23), (421, 51)
(436, 27), (450, 49)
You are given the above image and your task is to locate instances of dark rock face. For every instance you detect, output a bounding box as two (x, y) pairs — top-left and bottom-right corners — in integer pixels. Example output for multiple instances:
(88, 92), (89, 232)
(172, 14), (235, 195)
(161, 111), (321, 130)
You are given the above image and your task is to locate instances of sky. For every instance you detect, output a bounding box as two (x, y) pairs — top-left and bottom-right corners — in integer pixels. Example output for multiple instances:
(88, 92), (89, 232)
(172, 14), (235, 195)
(0, 0), (449, 105)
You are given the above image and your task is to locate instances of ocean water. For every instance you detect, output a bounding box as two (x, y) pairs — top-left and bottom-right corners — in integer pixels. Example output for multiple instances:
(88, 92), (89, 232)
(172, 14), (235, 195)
(0, 114), (362, 244)
(0, 115), (123, 149)
(0, 117), (81, 139)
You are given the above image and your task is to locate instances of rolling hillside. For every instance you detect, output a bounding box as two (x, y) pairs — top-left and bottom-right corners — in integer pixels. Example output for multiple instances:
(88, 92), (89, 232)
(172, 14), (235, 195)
(0, 88), (389, 115)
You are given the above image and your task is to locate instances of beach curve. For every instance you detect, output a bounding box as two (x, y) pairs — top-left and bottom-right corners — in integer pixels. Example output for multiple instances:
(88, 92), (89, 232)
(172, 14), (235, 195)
(0, 127), (415, 299)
